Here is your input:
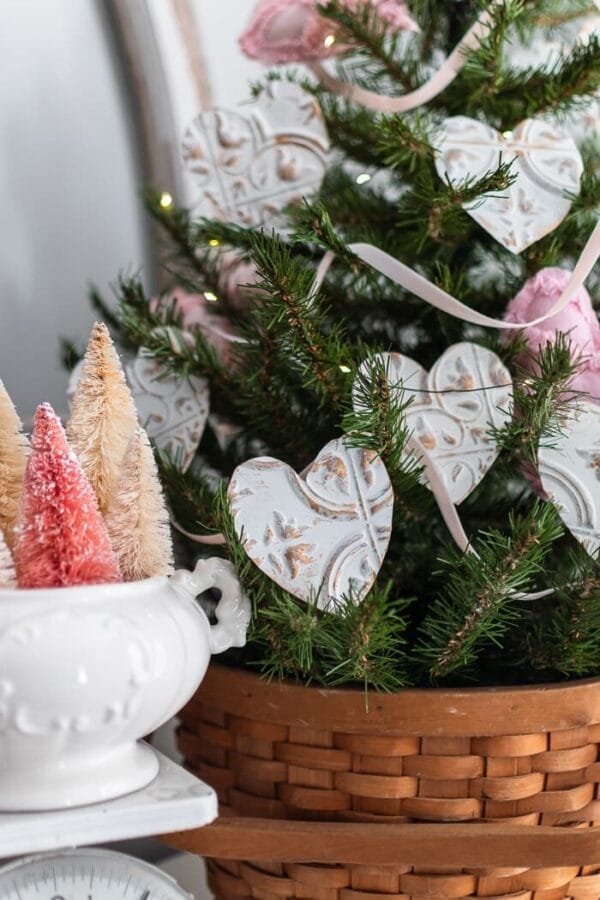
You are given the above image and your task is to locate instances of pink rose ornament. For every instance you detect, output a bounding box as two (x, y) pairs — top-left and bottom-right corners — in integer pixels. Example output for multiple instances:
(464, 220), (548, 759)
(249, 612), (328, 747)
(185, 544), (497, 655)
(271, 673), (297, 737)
(240, 0), (418, 65)
(504, 267), (600, 404)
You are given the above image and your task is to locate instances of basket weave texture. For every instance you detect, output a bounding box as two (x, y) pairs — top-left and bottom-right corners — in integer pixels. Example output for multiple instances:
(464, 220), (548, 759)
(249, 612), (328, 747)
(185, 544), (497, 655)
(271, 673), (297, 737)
(178, 666), (600, 900)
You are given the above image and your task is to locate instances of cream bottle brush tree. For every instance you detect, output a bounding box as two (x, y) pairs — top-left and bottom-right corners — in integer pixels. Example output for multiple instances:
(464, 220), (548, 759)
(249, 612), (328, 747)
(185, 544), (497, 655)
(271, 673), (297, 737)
(0, 380), (29, 550)
(67, 322), (139, 516)
(105, 426), (174, 582)
(0, 530), (16, 589)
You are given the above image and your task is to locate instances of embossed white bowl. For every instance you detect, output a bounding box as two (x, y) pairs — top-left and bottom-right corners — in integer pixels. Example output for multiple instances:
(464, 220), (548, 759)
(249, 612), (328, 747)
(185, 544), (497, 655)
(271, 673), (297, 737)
(0, 558), (250, 810)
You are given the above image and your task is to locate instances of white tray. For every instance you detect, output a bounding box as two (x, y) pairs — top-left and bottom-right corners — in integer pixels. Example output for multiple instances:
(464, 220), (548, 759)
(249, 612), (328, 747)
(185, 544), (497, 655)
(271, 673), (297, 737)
(0, 747), (216, 858)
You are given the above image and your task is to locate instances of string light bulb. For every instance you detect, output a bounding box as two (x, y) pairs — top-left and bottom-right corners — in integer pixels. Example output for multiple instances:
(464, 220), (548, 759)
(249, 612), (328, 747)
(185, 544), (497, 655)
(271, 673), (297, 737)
(356, 173), (371, 185)
(208, 238), (220, 247)
(339, 364), (351, 374)
(323, 33), (336, 48)
(203, 291), (218, 302)
(159, 191), (173, 209)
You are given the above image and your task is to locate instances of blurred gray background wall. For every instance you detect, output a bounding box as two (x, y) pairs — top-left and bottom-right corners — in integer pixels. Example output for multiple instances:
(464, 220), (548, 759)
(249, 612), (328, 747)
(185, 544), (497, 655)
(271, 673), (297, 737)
(0, 0), (261, 420)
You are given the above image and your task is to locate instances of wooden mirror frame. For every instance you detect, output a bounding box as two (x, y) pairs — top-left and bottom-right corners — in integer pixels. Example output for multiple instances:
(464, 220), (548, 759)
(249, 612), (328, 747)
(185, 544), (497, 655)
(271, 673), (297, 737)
(108, 0), (211, 206)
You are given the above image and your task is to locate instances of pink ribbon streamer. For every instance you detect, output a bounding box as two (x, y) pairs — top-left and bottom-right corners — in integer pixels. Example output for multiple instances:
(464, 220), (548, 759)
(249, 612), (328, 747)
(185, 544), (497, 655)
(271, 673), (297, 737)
(309, 4), (498, 113)
(313, 218), (600, 330)
(171, 518), (227, 546)
(408, 434), (555, 600)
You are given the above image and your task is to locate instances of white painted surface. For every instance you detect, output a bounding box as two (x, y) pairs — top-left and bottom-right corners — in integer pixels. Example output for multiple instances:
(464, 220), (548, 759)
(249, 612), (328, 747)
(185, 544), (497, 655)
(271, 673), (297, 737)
(0, 751), (216, 858)
(160, 853), (212, 900)
(190, 0), (264, 108)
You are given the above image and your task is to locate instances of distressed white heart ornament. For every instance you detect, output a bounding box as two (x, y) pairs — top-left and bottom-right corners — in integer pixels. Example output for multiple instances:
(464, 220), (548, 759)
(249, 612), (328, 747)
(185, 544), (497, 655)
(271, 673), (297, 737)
(538, 400), (600, 558)
(434, 117), (583, 253)
(354, 343), (512, 505)
(183, 81), (329, 227)
(126, 349), (209, 471)
(228, 438), (393, 609)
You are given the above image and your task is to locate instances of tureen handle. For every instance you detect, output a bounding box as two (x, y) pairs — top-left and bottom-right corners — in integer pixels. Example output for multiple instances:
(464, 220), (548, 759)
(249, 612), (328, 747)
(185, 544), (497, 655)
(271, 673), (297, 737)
(170, 558), (251, 653)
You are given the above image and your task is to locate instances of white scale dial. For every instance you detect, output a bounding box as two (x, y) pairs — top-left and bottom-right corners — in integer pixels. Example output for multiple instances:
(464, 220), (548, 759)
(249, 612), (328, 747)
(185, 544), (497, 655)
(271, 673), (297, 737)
(0, 851), (191, 900)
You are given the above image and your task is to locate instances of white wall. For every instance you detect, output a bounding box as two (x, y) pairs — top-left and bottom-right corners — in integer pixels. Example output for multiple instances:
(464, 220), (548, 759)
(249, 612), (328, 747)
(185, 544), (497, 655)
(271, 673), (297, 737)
(0, 0), (267, 422)
(191, 0), (264, 107)
(0, 0), (148, 420)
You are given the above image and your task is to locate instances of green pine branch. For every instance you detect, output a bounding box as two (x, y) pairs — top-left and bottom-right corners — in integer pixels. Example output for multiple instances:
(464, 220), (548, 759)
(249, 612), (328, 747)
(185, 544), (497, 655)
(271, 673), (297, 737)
(492, 36), (600, 126)
(416, 502), (563, 680)
(318, 0), (422, 92)
(342, 353), (430, 511)
(214, 484), (412, 690)
(247, 230), (352, 410)
(377, 112), (435, 176)
(528, 552), (600, 677)
(114, 276), (240, 416)
(395, 160), (516, 252)
(157, 452), (223, 539)
(493, 335), (578, 464)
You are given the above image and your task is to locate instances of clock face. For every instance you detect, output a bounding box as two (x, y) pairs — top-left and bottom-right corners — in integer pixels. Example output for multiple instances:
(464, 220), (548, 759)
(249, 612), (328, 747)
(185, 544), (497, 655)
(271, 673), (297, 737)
(0, 850), (191, 900)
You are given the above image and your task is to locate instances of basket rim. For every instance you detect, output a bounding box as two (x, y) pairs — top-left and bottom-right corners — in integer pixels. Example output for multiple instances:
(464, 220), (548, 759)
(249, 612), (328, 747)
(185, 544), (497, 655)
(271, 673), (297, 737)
(193, 663), (600, 737)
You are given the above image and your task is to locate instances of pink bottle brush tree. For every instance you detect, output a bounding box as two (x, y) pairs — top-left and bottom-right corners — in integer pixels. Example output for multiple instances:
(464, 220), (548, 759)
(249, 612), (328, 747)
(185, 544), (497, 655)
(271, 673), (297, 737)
(14, 403), (122, 589)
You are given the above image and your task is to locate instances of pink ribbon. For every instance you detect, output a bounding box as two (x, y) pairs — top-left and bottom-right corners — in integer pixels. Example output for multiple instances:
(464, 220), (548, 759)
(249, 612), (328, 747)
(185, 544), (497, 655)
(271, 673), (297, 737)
(171, 518), (227, 546)
(309, 4), (498, 113)
(313, 218), (600, 330)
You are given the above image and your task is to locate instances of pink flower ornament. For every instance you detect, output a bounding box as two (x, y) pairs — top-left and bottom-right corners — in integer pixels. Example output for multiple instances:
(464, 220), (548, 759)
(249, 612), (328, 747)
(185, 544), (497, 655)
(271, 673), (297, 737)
(504, 267), (600, 404)
(217, 250), (262, 311)
(240, 0), (418, 65)
(152, 289), (239, 368)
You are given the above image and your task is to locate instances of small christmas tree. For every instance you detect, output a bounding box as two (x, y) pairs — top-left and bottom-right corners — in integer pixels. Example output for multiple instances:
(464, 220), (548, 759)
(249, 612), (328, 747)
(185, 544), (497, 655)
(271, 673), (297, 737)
(67, 322), (138, 515)
(105, 427), (174, 581)
(0, 380), (29, 550)
(15, 403), (122, 589)
(0, 530), (16, 589)
(95, 1), (600, 687)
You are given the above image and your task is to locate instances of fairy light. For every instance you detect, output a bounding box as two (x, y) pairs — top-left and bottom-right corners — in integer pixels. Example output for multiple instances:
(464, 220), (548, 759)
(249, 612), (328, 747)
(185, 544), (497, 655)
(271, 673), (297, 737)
(502, 130), (513, 140)
(356, 173), (371, 185)
(204, 291), (218, 302)
(208, 238), (220, 247)
(339, 364), (351, 374)
(159, 191), (173, 209)
(323, 33), (336, 48)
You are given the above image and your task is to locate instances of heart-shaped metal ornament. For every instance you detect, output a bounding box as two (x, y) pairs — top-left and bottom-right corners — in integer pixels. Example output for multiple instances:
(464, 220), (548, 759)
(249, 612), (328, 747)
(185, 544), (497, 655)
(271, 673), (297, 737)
(354, 343), (513, 505)
(434, 116), (583, 254)
(182, 81), (329, 227)
(538, 400), (600, 558)
(126, 350), (209, 471)
(228, 438), (393, 609)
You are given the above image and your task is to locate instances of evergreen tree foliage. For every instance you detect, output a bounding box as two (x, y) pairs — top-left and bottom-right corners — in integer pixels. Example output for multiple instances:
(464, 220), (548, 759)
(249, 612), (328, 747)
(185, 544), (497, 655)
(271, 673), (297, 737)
(96, 0), (599, 688)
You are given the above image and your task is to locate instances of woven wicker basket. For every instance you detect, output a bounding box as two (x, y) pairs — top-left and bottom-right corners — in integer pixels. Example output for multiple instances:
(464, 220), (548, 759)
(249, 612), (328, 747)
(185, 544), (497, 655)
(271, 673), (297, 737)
(171, 664), (600, 900)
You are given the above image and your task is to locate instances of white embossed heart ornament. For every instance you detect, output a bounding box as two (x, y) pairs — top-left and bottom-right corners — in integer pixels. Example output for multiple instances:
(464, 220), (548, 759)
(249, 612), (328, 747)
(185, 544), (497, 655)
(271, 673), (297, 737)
(228, 438), (393, 609)
(354, 343), (513, 505)
(538, 400), (600, 558)
(434, 117), (583, 253)
(126, 350), (209, 471)
(182, 81), (329, 227)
